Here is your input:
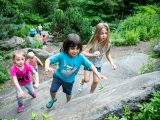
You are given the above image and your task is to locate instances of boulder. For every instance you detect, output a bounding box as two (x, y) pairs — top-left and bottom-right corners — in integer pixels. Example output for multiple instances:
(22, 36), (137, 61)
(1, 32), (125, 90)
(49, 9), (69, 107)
(0, 36), (25, 50)
(23, 48), (52, 60)
(154, 42), (160, 53)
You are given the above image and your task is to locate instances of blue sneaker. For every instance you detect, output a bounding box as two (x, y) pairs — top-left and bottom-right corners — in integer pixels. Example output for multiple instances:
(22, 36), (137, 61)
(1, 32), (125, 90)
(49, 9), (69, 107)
(46, 98), (57, 108)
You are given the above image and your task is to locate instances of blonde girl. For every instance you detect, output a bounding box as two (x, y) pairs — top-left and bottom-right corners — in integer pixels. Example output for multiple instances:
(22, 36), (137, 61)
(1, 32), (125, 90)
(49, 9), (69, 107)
(26, 51), (43, 72)
(10, 49), (39, 113)
(78, 22), (117, 93)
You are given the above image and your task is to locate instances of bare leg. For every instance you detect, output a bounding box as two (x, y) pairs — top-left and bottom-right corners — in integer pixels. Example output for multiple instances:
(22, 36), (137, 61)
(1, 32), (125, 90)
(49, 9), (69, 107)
(66, 94), (71, 102)
(50, 92), (56, 99)
(81, 70), (91, 84)
(90, 73), (99, 93)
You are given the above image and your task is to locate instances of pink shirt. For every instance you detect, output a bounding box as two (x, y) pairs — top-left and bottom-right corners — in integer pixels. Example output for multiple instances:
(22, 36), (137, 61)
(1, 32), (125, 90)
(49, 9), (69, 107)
(42, 36), (47, 42)
(26, 57), (38, 68)
(10, 63), (34, 85)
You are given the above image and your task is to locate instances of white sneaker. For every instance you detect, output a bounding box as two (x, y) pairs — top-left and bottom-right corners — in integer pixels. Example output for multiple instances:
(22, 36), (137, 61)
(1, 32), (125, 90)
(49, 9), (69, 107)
(78, 83), (84, 91)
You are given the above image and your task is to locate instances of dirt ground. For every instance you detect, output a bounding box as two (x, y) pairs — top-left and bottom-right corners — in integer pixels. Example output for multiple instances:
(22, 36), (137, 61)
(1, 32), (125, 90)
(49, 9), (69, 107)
(0, 41), (151, 89)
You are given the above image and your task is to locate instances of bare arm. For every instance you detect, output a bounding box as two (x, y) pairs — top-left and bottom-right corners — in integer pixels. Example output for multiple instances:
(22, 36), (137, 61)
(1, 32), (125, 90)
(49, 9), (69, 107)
(45, 58), (54, 72)
(32, 70), (39, 88)
(36, 57), (43, 66)
(82, 51), (100, 57)
(12, 76), (24, 97)
(106, 51), (117, 70)
(90, 65), (107, 80)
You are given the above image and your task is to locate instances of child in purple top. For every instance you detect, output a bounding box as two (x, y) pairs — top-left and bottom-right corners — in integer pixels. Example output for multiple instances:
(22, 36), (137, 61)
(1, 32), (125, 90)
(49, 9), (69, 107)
(10, 49), (39, 113)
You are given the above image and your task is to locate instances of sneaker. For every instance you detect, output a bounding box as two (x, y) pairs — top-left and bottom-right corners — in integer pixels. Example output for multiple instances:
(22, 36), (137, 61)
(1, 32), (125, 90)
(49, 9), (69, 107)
(78, 83), (84, 91)
(17, 104), (24, 113)
(46, 98), (57, 108)
(31, 93), (36, 98)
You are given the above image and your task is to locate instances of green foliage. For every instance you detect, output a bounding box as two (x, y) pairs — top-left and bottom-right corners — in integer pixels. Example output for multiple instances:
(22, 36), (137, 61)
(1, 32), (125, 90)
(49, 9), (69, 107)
(0, 55), (10, 83)
(14, 24), (31, 38)
(124, 30), (140, 45)
(30, 112), (52, 120)
(146, 38), (160, 58)
(110, 31), (139, 46)
(98, 82), (104, 90)
(123, 105), (132, 119)
(104, 114), (119, 120)
(50, 8), (92, 43)
(1, 118), (17, 120)
(31, 38), (43, 49)
(0, 15), (21, 39)
(41, 113), (52, 120)
(134, 91), (160, 120)
(33, 0), (59, 17)
(43, 22), (52, 30)
(119, 5), (160, 40)
(104, 91), (160, 120)
(31, 112), (38, 120)
(111, 5), (160, 46)
(138, 57), (156, 74)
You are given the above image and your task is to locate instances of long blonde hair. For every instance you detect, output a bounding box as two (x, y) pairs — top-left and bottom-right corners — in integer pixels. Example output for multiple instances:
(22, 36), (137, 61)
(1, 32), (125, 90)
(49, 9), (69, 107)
(85, 22), (110, 51)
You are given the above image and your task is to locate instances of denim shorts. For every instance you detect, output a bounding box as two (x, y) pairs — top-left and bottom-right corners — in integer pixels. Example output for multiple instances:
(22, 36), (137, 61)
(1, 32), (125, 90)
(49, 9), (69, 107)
(50, 74), (74, 95)
(84, 66), (101, 72)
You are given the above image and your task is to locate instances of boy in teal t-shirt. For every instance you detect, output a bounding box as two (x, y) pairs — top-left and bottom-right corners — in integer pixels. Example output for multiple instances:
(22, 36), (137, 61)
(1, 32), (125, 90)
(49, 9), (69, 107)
(45, 33), (106, 108)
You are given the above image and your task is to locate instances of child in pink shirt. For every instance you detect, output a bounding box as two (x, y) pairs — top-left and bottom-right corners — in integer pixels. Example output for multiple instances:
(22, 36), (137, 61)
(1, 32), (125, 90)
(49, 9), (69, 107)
(26, 51), (43, 72)
(26, 51), (43, 84)
(10, 49), (39, 113)
(42, 34), (47, 45)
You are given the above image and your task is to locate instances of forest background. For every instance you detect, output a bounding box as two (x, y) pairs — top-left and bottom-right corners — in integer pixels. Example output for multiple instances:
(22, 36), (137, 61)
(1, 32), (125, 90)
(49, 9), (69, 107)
(0, 0), (160, 119)
(0, 0), (160, 86)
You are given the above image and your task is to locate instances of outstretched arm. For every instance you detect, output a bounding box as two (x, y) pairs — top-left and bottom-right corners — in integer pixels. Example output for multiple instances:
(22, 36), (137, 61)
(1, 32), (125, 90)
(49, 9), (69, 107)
(90, 65), (107, 80)
(32, 70), (39, 89)
(82, 51), (100, 57)
(36, 57), (43, 67)
(45, 58), (54, 72)
(12, 76), (24, 97)
(106, 51), (117, 70)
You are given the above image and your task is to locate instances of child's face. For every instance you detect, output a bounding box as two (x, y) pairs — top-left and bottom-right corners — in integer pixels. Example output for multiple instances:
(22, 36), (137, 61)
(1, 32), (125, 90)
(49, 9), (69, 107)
(14, 54), (25, 67)
(29, 57), (34, 61)
(99, 27), (108, 42)
(68, 46), (80, 57)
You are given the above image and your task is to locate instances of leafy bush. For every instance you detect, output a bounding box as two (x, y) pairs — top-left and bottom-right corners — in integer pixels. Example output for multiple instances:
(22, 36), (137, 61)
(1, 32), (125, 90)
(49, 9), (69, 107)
(138, 57), (156, 74)
(105, 91), (160, 120)
(146, 38), (160, 58)
(0, 59), (10, 83)
(111, 5), (160, 46)
(124, 30), (140, 45)
(14, 24), (31, 38)
(31, 37), (43, 49)
(50, 8), (92, 43)
(31, 112), (52, 120)
(43, 22), (52, 31)
(0, 15), (21, 39)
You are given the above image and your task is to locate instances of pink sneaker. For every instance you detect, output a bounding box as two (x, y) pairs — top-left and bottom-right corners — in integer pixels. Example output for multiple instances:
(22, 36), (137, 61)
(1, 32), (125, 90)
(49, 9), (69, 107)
(17, 104), (23, 113)
(31, 93), (36, 98)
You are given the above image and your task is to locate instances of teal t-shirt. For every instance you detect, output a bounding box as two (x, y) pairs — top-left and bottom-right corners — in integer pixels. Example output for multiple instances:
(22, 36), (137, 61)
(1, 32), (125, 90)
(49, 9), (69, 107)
(49, 52), (92, 83)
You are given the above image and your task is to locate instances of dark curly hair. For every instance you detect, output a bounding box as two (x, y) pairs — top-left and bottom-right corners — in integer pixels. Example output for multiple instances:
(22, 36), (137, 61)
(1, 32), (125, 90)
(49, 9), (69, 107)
(63, 33), (82, 54)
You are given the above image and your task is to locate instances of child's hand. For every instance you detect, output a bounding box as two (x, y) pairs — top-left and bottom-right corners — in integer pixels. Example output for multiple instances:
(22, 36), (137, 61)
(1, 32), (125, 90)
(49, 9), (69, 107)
(45, 67), (55, 72)
(18, 90), (24, 98)
(112, 64), (117, 70)
(34, 83), (39, 89)
(98, 74), (107, 80)
(93, 51), (100, 56)
(40, 64), (44, 70)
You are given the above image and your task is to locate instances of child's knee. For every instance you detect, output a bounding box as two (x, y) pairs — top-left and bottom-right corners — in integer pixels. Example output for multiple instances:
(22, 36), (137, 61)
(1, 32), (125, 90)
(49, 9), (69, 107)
(93, 79), (99, 84)
(83, 78), (89, 83)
